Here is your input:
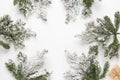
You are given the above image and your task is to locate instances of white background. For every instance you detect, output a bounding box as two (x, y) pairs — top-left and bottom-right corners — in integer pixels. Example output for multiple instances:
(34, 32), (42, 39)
(0, 0), (120, 80)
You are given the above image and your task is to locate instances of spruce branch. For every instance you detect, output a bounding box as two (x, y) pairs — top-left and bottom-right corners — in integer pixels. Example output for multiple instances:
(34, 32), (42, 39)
(62, 0), (81, 24)
(0, 40), (10, 49)
(76, 11), (120, 58)
(0, 15), (36, 49)
(65, 46), (109, 80)
(82, 0), (94, 17)
(13, 0), (51, 21)
(5, 50), (50, 80)
(62, 0), (100, 23)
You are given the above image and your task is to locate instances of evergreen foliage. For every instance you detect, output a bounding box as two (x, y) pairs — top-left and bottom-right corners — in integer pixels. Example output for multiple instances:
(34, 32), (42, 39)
(65, 46), (109, 80)
(0, 15), (36, 49)
(13, 0), (51, 21)
(62, 0), (100, 23)
(5, 50), (50, 80)
(76, 12), (120, 58)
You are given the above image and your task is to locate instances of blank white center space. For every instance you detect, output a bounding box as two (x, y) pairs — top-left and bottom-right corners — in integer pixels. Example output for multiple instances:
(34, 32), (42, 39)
(0, 0), (120, 80)
(34, 1), (85, 80)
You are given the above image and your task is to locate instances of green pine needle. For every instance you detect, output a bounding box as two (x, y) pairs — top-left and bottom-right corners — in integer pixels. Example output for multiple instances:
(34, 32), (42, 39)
(13, 0), (51, 21)
(0, 40), (10, 49)
(65, 46), (109, 80)
(5, 50), (49, 80)
(77, 11), (120, 58)
(62, 0), (100, 23)
(0, 15), (36, 49)
(82, 0), (94, 17)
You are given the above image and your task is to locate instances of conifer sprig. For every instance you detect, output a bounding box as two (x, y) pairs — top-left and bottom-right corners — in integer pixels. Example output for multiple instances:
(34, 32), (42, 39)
(82, 0), (94, 17)
(65, 46), (109, 80)
(0, 40), (10, 49)
(13, 0), (51, 21)
(76, 12), (120, 58)
(0, 15), (36, 49)
(62, 0), (100, 23)
(62, 0), (81, 24)
(5, 50), (50, 80)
